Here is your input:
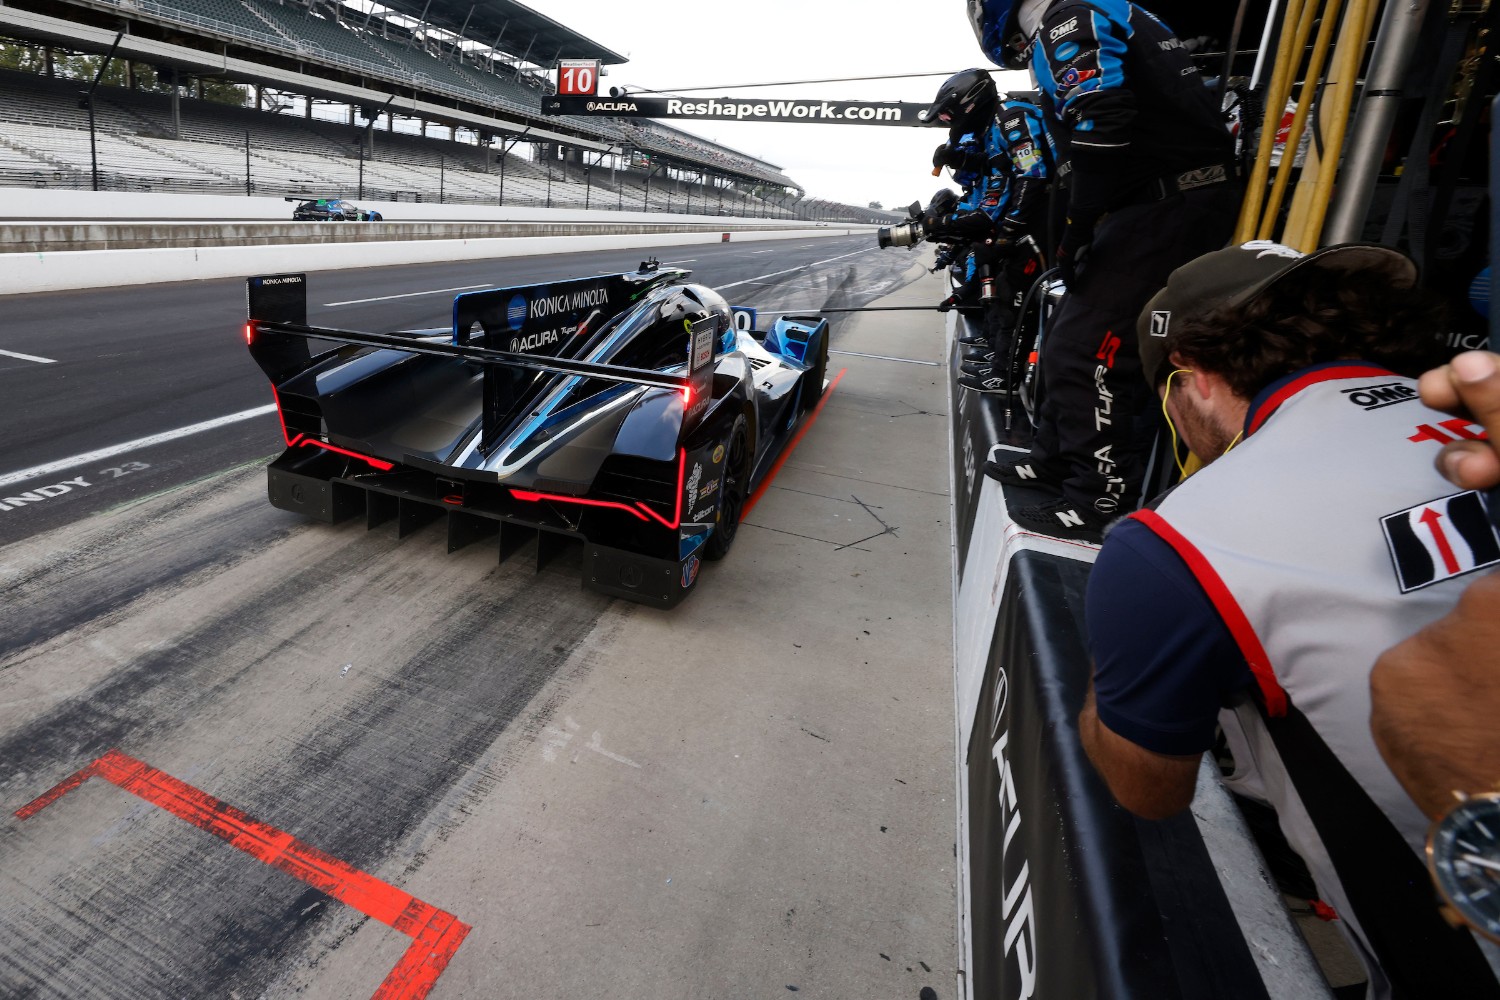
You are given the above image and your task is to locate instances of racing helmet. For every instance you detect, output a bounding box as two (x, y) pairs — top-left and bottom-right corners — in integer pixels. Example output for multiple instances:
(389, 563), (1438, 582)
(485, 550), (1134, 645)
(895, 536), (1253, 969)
(919, 69), (998, 134)
(967, 0), (1031, 70)
(928, 188), (961, 218)
(655, 283), (733, 356)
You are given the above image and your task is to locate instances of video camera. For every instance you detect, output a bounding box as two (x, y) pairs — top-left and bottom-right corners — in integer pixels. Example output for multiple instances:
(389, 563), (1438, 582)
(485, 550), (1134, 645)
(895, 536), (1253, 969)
(877, 189), (961, 250)
(878, 199), (926, 250)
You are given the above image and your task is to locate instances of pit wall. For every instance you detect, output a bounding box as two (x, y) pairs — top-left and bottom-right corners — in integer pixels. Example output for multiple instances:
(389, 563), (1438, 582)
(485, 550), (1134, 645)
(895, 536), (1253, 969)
(0, 189), (869, 295)
(0, 188), (836, 226)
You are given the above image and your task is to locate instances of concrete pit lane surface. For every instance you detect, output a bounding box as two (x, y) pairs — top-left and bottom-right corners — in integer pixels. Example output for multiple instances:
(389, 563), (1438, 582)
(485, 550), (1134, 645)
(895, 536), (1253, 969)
(0, 239), (958, 999)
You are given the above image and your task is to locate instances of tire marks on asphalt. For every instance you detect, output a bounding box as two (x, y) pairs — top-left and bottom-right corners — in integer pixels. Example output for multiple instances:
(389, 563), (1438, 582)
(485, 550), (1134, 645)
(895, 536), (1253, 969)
(0, 466), (614, 998)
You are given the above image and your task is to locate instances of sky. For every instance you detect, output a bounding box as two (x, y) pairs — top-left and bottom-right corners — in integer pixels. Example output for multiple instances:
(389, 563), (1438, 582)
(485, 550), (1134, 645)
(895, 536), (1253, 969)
(521, 0), (1031, 210)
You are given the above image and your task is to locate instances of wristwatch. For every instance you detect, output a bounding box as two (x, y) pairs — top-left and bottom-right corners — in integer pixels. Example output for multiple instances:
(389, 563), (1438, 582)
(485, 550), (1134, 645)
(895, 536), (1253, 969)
(1427, 791), (1500, 943)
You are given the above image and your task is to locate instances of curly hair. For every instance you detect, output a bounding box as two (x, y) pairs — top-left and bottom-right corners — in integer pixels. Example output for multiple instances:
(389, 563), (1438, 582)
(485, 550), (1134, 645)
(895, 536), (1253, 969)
(1165, 266), (1450, 399)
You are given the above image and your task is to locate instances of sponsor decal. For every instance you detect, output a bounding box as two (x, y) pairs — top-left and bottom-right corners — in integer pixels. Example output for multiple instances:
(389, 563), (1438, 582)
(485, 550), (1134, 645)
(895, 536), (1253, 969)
(1158, 36), (1183, 51)
(505, 293), (528, 330)
(510, 329), (560, 352)
(1342, 381), (1418, 411)
(691, 506), (715, 522)
(1381, 491), (1500, 592)
(663, 97), (907, 123)
(698, 479), (720, 501)
(586, 101), (638, 112)
(1013, 144), (1040, 172)
(985, 666), (1039, 993)
(1049, 17), (1079, 41)
(1061, 66), (1098, 88)
(1149, 311), (1170, 337)
(1241, 239), (1303, 261)
(1007, 129), (1022, 141)
(711, 444), (726, 464)
(257, 275), (302, 286)
(685, 462), (703, 505)
(1408, 419), (1487, 446)
(529, 286), (608, 320)
(1053, 40), (1080, 60)
(681, 554), (701, 588)
(691, 317), (716, 371)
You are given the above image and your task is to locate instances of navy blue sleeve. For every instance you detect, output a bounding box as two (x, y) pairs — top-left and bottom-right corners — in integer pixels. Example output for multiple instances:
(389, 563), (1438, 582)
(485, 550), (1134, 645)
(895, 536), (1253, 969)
(1085, 517), (1256, 756)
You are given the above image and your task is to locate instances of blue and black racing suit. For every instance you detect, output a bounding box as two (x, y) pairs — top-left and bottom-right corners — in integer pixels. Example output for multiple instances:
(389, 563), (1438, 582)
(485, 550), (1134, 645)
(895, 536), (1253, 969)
(1018, 0), (1240, 519)
(930, 98), (1052, 352)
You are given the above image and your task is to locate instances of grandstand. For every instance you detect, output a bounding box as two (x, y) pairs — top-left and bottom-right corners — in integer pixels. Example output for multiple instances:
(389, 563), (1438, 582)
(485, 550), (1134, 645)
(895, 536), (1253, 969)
(0, 0), (892, 222)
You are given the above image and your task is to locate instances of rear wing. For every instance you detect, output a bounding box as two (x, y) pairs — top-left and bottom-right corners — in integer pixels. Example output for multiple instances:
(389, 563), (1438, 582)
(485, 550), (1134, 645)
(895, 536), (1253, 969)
(246, 272), (701, 457)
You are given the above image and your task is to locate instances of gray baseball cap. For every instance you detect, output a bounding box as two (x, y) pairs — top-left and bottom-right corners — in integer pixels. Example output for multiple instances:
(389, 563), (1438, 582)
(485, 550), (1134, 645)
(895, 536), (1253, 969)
(1136, 241), (1419, 387)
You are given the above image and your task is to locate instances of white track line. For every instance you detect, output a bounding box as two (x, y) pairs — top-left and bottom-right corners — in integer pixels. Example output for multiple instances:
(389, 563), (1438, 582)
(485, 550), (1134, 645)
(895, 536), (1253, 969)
(0, 348), (57, 364)
(324, 283), (491, 307)
(717, 248), (874, 291)
(0, 405), (276, 490)
(831, 350), (940, 367)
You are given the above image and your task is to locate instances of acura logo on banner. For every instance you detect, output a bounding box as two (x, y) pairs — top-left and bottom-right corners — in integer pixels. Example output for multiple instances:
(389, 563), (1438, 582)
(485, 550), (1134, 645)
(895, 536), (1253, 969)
(542, 94), (935, 128)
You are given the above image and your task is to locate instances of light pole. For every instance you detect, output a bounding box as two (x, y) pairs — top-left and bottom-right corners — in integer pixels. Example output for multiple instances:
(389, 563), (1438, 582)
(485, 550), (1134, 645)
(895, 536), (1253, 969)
(81, 31), (124, 192)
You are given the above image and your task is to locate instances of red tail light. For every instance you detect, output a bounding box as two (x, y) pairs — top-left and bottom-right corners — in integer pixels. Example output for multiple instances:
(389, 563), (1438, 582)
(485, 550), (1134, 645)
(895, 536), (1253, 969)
(244, 322), (254, 345)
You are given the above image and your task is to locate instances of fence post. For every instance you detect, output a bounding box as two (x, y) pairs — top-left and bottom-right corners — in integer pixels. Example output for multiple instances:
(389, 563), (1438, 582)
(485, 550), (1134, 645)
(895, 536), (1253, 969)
(245, 130), (251, 197)
(439, 155), (445, 204)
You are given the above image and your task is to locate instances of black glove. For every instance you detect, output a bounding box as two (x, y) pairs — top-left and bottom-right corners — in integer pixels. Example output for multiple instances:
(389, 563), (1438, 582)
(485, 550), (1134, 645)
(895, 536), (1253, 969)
(937, 293), (962, 312)
(933, 143), (956, 170)
(1055, 217), (1095, 285)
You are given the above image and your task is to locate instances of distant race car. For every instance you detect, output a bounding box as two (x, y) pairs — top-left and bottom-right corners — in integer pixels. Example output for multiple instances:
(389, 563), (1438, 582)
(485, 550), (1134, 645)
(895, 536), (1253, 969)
(287, 197), (383, 221)
(244, 261), (831, 607)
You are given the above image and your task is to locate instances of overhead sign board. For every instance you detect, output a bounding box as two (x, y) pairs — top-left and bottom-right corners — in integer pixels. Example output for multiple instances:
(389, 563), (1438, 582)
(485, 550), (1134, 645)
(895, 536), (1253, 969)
(541, 94), (935, 128)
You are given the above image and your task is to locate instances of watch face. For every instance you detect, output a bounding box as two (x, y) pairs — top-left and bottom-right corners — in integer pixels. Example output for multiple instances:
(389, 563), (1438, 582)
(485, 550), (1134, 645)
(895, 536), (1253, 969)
(1429, 795), (1500, 943)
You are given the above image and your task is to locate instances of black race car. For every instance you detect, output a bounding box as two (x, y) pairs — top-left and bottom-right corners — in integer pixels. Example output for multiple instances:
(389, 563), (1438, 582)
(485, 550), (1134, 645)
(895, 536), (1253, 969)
(244, 262), (831, 607)
(287, 197), (383, 222)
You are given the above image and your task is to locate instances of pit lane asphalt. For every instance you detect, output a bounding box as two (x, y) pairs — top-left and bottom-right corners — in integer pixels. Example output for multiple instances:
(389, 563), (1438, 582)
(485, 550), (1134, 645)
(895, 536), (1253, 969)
(0, 234), (897, 547)
(0, 239), (956, 999)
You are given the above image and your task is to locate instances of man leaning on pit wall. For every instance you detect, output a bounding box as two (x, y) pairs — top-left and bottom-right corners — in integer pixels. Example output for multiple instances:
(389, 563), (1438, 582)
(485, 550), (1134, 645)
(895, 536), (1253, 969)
(1077, 241), (1500, 998)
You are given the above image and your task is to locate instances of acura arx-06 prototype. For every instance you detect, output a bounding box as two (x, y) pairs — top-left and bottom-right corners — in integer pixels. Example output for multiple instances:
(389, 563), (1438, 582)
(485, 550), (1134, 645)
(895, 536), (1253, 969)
(288, 197), (383, 221)
(244, 262), (831, 607)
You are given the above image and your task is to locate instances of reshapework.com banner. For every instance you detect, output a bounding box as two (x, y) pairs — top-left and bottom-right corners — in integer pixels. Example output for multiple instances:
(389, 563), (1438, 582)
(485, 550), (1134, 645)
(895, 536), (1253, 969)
(542, 94), (934, 127)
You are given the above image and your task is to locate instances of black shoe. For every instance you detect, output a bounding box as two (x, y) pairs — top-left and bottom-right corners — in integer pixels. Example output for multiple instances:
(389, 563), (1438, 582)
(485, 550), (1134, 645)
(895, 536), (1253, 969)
(961, 359), (996, 375)
(962, 349), (997, 364)
(1009, 496), (1106, 543)
(957, 333), (990, 348)
(958, 370), (1011, 394)
(983, 455), (1064, 489)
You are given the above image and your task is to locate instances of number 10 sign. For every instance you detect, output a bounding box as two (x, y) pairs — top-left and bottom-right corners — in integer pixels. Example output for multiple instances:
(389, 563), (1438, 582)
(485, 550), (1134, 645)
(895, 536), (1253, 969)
(557, 60), (600, 96)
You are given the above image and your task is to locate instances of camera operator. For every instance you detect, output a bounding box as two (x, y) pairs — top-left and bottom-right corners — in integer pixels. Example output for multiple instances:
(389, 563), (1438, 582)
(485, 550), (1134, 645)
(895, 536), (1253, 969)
(919, 72), (1052, 395)
(969, 0), (1240, 540)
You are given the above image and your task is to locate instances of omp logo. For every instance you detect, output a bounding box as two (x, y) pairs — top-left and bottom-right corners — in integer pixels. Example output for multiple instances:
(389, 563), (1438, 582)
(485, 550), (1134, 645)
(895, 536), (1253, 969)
(505, 294), (527, 330)
(1049, 16), (1078, 40)
(530, 287), (609, 319)
(1158, 37), (1184, 51)
(1344, 381), (1419, 411)
(665, 98), (903, 122)
(586, 101), (638, 112)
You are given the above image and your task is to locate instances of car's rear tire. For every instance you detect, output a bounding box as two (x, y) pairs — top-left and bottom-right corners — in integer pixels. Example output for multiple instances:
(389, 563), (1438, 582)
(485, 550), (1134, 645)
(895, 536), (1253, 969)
(704, 418), (750, 561)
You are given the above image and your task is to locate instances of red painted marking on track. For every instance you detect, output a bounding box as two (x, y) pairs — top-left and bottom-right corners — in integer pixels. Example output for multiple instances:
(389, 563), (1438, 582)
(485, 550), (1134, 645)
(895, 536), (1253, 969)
(743, 368), (846, 517)
(15, 749), (470, 1000)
